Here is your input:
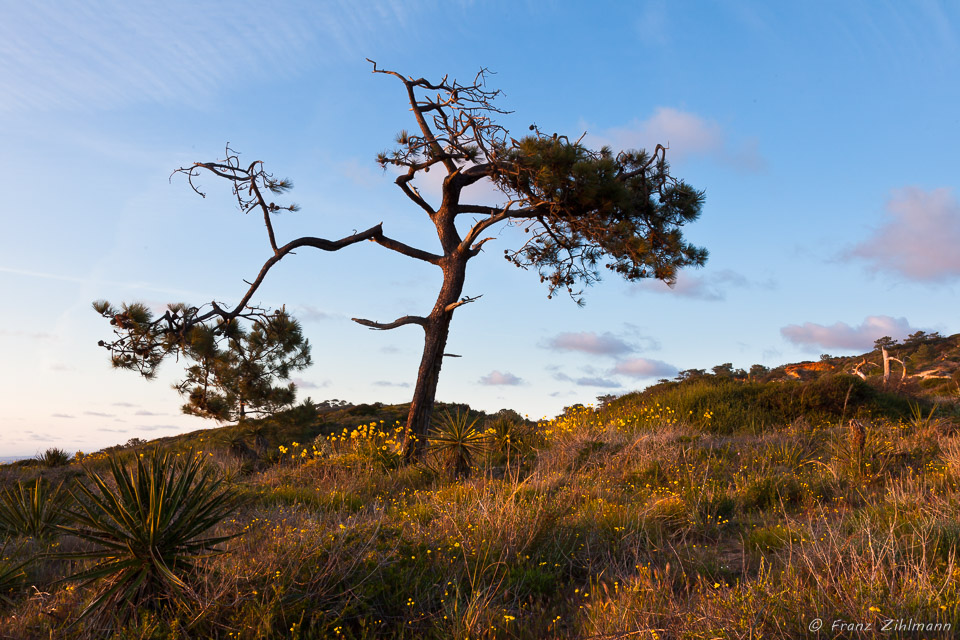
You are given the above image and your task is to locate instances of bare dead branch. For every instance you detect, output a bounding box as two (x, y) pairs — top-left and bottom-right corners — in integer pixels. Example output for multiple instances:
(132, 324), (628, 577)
(370, 231), (442, 264)
(248, 179), (279, 253)
(470, 237), (496, 252)
(351, 315), (427, 331)
(396, 173), (436, 216)
(444, 294), (482, 313)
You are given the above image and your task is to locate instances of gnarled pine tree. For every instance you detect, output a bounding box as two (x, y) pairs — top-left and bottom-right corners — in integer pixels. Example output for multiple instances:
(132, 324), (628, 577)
(95, 61), (707, 461)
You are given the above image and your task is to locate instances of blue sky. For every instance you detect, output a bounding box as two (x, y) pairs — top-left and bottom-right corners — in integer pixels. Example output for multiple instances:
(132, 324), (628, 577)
(1, 1), (958, 457)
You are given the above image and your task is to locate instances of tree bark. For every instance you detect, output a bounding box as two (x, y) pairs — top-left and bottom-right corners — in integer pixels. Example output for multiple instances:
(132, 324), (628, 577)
(402, 254), (468, 461)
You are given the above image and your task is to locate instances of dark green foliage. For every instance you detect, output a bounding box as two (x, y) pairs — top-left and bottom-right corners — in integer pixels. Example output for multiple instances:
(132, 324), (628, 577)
(38, 447), (71, 468)
(0, 559), (27, 608)
(176, 310), (311, 422)
(428, 410), (490, 479)
(92, 300), (167, 376)
(93, 301), (311, 423)
(58, 448), (245, 622)
(0, 477), (68, 540)
(874, 336), (899, 351)
(904, 330), (943, 347)
(494, 135), (707, 301)
(712, 362), (746, 379)
(748, 364), (770, 379)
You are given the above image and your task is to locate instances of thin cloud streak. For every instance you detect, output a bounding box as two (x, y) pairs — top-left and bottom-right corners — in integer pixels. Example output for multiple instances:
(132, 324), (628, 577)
(291, 378), (329, 390)
(632, 269), (772, 301)
(0, 266), (203, 297)
(545, 332), (635, 356)
(373, 380), (412, 388)
(0, 2), (411, 114)
(553, 371), (622, 388)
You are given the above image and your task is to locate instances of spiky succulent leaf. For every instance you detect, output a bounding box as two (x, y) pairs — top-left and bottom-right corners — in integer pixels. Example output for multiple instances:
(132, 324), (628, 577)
(56, 448), (245, 622)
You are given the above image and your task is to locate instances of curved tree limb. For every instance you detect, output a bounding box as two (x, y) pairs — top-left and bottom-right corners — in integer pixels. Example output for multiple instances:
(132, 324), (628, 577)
(396, 173), (436, 216)
(352, 315), (428, 331)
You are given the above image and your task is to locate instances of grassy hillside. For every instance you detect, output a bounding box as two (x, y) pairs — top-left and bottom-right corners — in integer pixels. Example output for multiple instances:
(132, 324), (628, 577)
(2, 349), (960, 637)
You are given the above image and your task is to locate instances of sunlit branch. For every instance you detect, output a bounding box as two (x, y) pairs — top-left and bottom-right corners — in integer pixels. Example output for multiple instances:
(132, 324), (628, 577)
(351, 315), (428, 331)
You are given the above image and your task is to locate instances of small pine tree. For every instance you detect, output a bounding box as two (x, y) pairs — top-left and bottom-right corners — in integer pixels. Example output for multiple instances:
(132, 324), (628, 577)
(749, 364), (769, 379)
(874, 336), (899, 351)
(176, 310), (311, 422)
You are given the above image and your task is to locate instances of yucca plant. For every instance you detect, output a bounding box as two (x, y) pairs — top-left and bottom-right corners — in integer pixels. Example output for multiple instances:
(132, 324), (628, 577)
(0, 477), (68, 540)
(908, 401), (939, 431)
(38, 447), (72, 468)
(58, 448), (245, 622)
(0, 559), (27, 608)
(429, 410), (490, 479)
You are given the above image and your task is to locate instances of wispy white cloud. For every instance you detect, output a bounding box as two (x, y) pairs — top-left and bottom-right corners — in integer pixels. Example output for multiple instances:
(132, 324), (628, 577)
(632, 269), (774, 301)
(137, 424), (184, 432)
(83, 411), (115, 418)
(0, 2), (410, 113)
(373, 380), (411, 388)
(544, 332), (635, 356)
(291, 377), (330, 390)
(843, 187), (960, 282)
(585, 108), (765, 171)
(479, 371), (523, 386)
(296, 305), (340, 323)
(0, 329), (55, 341)
(611, 358), (677, 379)
(0, 266), (202, 297)
(553, 371), (622, 388)
(635, 0), (670, 46)
(780, 315), (920, 351)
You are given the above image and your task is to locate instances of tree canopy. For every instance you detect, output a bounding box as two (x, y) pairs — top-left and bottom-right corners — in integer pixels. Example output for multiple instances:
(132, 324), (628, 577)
(94, 303), (310, 422)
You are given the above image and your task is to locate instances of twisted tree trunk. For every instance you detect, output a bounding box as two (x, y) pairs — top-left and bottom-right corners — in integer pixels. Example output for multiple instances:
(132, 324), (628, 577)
(402, 254), (468, 461)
